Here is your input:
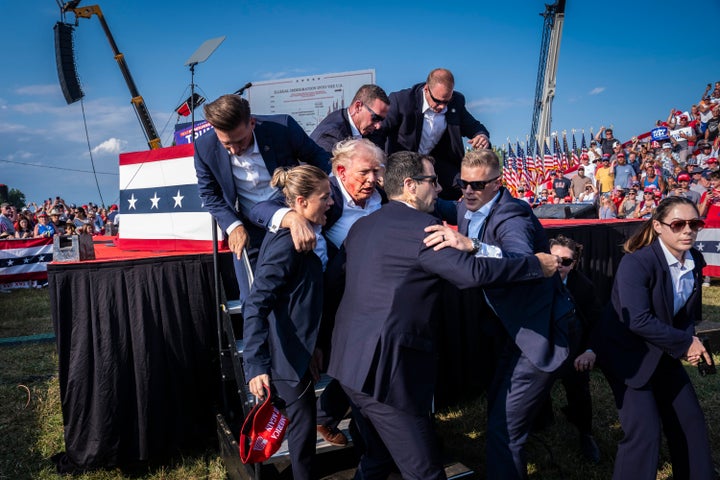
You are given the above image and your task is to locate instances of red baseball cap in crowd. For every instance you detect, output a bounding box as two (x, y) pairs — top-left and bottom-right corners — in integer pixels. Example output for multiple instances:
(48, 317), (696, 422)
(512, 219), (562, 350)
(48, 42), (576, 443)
(708, 157), (718, 165)
(677, 173), (691, 182)
(239, 385), (289, 464)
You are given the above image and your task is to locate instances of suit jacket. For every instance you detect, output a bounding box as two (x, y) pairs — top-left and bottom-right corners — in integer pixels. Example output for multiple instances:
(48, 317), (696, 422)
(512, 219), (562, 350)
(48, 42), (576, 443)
(566, 268), (602, 349)
(328, 201), (545, 415)
(310, 108), (355, 153)
(381, 83), (490, 193)
(242, 229), (324, 387)
(308, 108), (384, 153)
(193, 114), (331, 233)
(457, 188), (569, 372)
(596, 241), (703, 388)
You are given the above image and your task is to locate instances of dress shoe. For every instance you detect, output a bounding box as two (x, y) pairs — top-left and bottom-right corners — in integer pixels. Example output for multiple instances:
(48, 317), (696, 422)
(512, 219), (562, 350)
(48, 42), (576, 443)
(317, 425), (348, 446)
(580, 433), (600, 464)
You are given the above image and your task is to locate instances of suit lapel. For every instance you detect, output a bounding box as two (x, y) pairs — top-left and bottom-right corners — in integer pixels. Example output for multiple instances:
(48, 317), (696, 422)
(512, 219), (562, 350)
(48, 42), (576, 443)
(254, 123), (278, 174)
(214, 141), (237, 201)
(457, 202), (469, 235)
(651, 241), (675, 318)
(414, 85), (425, 149)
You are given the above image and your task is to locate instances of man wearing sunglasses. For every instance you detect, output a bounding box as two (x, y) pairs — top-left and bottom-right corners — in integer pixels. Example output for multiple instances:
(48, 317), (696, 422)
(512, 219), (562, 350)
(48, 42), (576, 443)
(310, 84), (390, 153)
(425, 149), (571, 479)
(380, 68), (490, 200)
(328, 151), (560, 480)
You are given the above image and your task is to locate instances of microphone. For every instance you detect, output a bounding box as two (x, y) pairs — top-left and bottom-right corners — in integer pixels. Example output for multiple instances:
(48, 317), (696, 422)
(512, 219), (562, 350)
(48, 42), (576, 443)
(235, 82), (253, 96)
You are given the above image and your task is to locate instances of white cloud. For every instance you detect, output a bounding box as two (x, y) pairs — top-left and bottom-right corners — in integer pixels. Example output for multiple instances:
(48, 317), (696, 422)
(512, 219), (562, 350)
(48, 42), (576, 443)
(92, 137), (124, 154)
(15, 84), (60, 96)
(466, 97), (531, 112)
(589, 87), (606, 96)
(257, 68), (310, 80)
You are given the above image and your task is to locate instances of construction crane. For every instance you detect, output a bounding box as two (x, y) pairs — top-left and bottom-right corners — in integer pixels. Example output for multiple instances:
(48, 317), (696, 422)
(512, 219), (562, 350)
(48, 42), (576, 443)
(530, 0), (565, 145)
(57, 1), (162, 150)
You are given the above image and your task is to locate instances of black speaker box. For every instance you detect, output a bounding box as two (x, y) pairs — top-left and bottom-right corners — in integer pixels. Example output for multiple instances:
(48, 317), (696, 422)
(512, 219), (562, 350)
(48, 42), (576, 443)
(54, 22), (84, 104)
(533, 203), (596, 219)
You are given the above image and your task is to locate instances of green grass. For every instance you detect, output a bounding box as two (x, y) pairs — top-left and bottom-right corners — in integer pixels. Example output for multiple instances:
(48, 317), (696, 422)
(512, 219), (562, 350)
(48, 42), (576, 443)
(1, 287), (720, 479)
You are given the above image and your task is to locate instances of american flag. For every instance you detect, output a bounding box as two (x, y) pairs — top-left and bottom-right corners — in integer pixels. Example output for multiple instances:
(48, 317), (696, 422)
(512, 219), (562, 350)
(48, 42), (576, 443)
(543, 140), (555, 182)
(525, 140), (537, 189)
(562, 133), (570, 170)
(504, 143), (519, 195)
(516, 141), (529, 189)
(551, 137), (561, 175)
(571, 132), (580, 167)
(0, 237), (53, 284)
(581, 132), (588, 156)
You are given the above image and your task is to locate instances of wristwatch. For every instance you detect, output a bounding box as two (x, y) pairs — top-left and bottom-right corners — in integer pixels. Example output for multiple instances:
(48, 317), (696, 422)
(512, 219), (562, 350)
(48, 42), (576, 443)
(470, 237), (481, 254)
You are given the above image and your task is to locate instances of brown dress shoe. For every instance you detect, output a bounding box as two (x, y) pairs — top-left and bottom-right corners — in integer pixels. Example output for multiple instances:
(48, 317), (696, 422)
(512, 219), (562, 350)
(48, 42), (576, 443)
(317, 424), (348, 446)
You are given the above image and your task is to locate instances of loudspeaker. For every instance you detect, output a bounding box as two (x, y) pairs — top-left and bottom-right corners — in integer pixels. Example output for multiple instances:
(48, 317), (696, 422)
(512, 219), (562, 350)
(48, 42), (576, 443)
(533, 203), (596, 219)
(54, 22), (84, 104)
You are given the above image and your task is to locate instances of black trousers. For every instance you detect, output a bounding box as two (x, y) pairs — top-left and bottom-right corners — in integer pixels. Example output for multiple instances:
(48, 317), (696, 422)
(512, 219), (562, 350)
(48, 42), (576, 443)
(273, 373), (318, 480)
(605, 355), (713, 480)
(341, 385), (446, 480)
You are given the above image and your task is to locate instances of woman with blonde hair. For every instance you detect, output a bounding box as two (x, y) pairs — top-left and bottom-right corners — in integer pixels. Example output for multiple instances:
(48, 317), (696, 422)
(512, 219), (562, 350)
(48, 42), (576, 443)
(243, 164), (333, 480)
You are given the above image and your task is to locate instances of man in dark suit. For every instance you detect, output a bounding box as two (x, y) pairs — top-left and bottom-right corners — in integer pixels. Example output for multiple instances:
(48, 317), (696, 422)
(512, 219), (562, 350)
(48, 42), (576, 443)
(249, 138), (387, 446)
(425, 149), (570, 479)
(328, 151), (561, 479)
(380, 68), (490, 199)
(310, 85), (390, 153)
(194, 94), (330, 301)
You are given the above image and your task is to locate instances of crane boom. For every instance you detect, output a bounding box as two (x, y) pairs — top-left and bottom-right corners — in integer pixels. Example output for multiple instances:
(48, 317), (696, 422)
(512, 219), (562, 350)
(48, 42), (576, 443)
(62, 3), (162, 150)
(530, 1), (565, 146)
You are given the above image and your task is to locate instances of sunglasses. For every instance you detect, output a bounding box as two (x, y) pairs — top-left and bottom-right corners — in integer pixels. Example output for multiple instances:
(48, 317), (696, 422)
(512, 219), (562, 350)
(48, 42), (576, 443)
(658, 219), (705, 232)
(412, 175), (438, 187)
(559, 257), (575, 267)
(456, 175), (501, 191)
(426, 87), (452, 107)
(363, 103), (385, 123)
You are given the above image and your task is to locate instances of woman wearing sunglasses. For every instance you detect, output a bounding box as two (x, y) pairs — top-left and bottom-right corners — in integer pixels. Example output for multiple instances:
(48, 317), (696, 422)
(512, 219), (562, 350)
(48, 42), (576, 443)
(243, 165), (334, 480)
(596, 196), (714, 480)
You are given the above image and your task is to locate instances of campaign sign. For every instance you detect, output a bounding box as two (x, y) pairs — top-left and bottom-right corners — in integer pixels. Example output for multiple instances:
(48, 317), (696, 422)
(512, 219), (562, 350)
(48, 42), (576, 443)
(651, 127), (670, 141)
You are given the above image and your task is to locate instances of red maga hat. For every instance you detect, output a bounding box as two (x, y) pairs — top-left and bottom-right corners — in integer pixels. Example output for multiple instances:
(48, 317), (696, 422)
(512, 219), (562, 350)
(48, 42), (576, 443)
(239, 385), (289, 464)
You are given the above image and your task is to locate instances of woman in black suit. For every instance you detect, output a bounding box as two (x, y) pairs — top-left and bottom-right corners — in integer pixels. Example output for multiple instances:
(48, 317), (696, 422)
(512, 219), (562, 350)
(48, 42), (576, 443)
(243, 165), (333, 480)
(596, 196), (714, 480)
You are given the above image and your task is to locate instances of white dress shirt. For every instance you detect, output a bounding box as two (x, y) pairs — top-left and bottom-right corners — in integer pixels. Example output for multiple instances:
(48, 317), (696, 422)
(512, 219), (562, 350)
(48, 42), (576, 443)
(418, 94), (447, 154)
(658, 238), (695, 315)
(225, 133), (282, 234)
(325, 176), (383, 248)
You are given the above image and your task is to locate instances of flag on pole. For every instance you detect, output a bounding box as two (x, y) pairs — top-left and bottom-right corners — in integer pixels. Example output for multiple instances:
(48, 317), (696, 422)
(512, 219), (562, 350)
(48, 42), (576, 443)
(571, 132), (580, 167)
(561, 133), (570, 170)
(543, 139), (554, 182)
(525, 139), (536, 189)
(517, 141), (529, 189)
(504, 143), (519, 195)
(552, 136), (561, 173)
(175, 93), (206, 117)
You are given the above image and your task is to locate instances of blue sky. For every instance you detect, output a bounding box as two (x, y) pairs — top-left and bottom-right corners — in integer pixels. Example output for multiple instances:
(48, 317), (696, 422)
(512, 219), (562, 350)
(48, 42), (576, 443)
(1, 0), (717, 207)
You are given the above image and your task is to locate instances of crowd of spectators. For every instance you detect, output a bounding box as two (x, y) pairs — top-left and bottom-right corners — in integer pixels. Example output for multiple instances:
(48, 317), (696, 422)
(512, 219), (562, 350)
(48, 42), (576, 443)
(516, 81), (720, 224)
(0, 197), (119, 241)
